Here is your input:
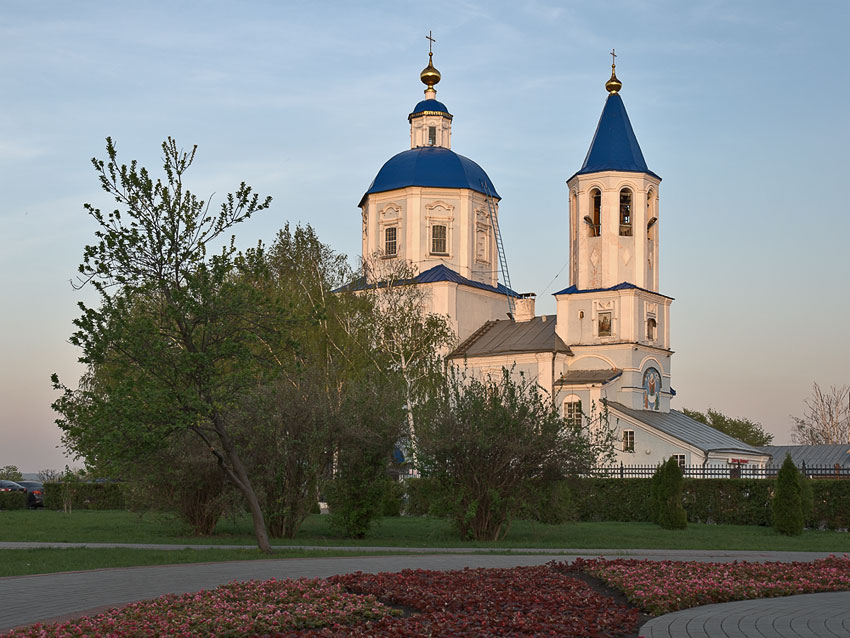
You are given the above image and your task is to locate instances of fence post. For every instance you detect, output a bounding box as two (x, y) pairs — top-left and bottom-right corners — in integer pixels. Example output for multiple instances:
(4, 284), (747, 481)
(801, 460), (807, 479)
(619, 462), (624, 479)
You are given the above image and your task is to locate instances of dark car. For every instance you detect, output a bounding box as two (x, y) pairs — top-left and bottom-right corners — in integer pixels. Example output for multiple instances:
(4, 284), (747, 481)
(14, 481), (45, 508)
(0, 480), (26, 503)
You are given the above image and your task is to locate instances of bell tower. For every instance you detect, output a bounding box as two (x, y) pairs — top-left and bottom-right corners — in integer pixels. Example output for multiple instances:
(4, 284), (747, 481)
(555, 55), (674, 413)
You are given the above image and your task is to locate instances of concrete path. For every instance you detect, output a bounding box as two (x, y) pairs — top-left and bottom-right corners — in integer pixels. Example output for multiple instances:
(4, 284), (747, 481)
(0, 547), (848, 637)
(639, 591), (850, 638)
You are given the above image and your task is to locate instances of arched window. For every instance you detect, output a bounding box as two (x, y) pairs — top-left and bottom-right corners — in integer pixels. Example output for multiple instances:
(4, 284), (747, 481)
(619, 189), (632, 236)
(646, 317), (657, 341)
(588, 189), (601, 237)
(646, 191), (657, 240)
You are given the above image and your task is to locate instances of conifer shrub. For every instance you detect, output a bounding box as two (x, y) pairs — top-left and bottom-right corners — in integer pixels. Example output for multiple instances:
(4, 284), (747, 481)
(773, 454), (803, 535)
(655, 457), (687, 530)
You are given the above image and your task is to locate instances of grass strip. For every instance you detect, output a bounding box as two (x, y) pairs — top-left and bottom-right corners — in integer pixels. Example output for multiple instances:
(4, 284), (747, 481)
(0, 547), (433, 578)
(2, 511), (849, 552)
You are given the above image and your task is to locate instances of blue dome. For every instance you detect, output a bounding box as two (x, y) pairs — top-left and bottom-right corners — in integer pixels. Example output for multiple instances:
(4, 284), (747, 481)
(411, 98), (449, 114)
(359, 147), (499, 205)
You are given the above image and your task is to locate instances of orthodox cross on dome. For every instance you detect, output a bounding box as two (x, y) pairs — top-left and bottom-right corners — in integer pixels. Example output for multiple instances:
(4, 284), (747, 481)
(606, 48), (622, 94)
(426, 30), (435, 54)
(420, 30), (441, 94)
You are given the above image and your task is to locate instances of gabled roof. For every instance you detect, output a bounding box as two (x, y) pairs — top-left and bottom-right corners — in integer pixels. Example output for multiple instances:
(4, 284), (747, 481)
(553, 281), (673, 300)
(416, 264), (517, 297)
(568, 93), (660, 182)
(337, 264), (518, 299)
(359, 147), (499, 206)
(450, 315), (571, 358)
(759, 445), (850, 468)
(554, 369), (622, 385)
(607, 401), (766, 456)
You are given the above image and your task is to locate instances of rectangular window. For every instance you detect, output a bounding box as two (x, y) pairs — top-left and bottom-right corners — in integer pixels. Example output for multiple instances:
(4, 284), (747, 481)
(431, 224), (447, 254)
(428, 126), (437, 145)
(622, 430), (635, 453)
(672, 454), (686, 468)
(384, 226), (397, 256)
(564, 400), (582, 426)
(598, 311), (612, 337)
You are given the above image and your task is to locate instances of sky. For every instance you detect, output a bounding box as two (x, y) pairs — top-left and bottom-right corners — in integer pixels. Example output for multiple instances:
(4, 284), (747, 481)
(1, 0), (848, 472)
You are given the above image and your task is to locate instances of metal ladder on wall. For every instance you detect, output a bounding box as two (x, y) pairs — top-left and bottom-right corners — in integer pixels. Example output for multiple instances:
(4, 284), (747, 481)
(481, 179), (515, 318)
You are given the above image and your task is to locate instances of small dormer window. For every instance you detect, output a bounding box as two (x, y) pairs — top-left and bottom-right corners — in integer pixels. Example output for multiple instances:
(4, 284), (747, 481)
(428, 126), (436, 145)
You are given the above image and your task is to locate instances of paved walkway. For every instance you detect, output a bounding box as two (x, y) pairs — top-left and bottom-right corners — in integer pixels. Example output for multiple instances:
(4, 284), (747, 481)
(0, 546), (847, 637)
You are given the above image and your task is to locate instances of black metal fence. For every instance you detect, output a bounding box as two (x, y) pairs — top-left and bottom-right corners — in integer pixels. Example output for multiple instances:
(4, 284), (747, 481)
(594, 463), (850, 480)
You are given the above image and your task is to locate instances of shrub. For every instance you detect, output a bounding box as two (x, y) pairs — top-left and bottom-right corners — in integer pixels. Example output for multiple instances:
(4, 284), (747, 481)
(0, 491), (27, 510)
(811, 480), (850, 529)
(655, 458), (687, 530)
(681, 478), (774, 526)
(569, 475), (850, 528)
(649, 465), (663, 523)
(43, 481), (125, 511)
(381, 479), (404, 517)
(326, 448), (389, 539)
(519, 480), (574, 525)
(798, 472), (814, 527)
(572, 478), (654, 522)
(773, 454), (803, 535)
(416, 367), (609, 540)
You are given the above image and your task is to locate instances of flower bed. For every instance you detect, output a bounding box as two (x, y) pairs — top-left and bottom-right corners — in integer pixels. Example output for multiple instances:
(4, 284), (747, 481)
(14, 558), (847, 637)
(558, 555), (850, 615)
(295, 566), (640, 637)
(3, 567), (640, 638)
(3, 578), (396, 638)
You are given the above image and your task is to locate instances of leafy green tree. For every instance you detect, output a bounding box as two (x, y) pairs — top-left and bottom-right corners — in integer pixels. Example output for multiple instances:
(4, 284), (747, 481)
(52, 138), (278, 551)
(324, 351), (407, 538)
(416, 367), (608, 541)
(683, 408), (773, 446)
(229, 225), (408, 539)
(773, 454), (803, 535)
(0, 466), (23, 481)
(653, 457), (687, 530)
(356, 257), (455, 463)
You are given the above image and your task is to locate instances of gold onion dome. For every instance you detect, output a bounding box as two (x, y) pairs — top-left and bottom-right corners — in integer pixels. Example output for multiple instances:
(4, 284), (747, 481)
(606, 63), (622, 94)
(420, 52), (441, 91)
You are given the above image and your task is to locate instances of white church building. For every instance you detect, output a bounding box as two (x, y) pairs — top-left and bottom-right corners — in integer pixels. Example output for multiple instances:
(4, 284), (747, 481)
(357, 49), (770, 472)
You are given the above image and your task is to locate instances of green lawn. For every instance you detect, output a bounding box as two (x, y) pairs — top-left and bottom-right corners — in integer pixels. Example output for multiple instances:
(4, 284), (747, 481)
(2, 509), (849, 552)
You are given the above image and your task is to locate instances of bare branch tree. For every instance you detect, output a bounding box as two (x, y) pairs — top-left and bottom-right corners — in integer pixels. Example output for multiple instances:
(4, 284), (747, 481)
(791, 382), (850, 445)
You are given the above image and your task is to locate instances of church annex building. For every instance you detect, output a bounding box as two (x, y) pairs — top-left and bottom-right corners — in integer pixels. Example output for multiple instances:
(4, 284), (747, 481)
(356, 47), (770, 472)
